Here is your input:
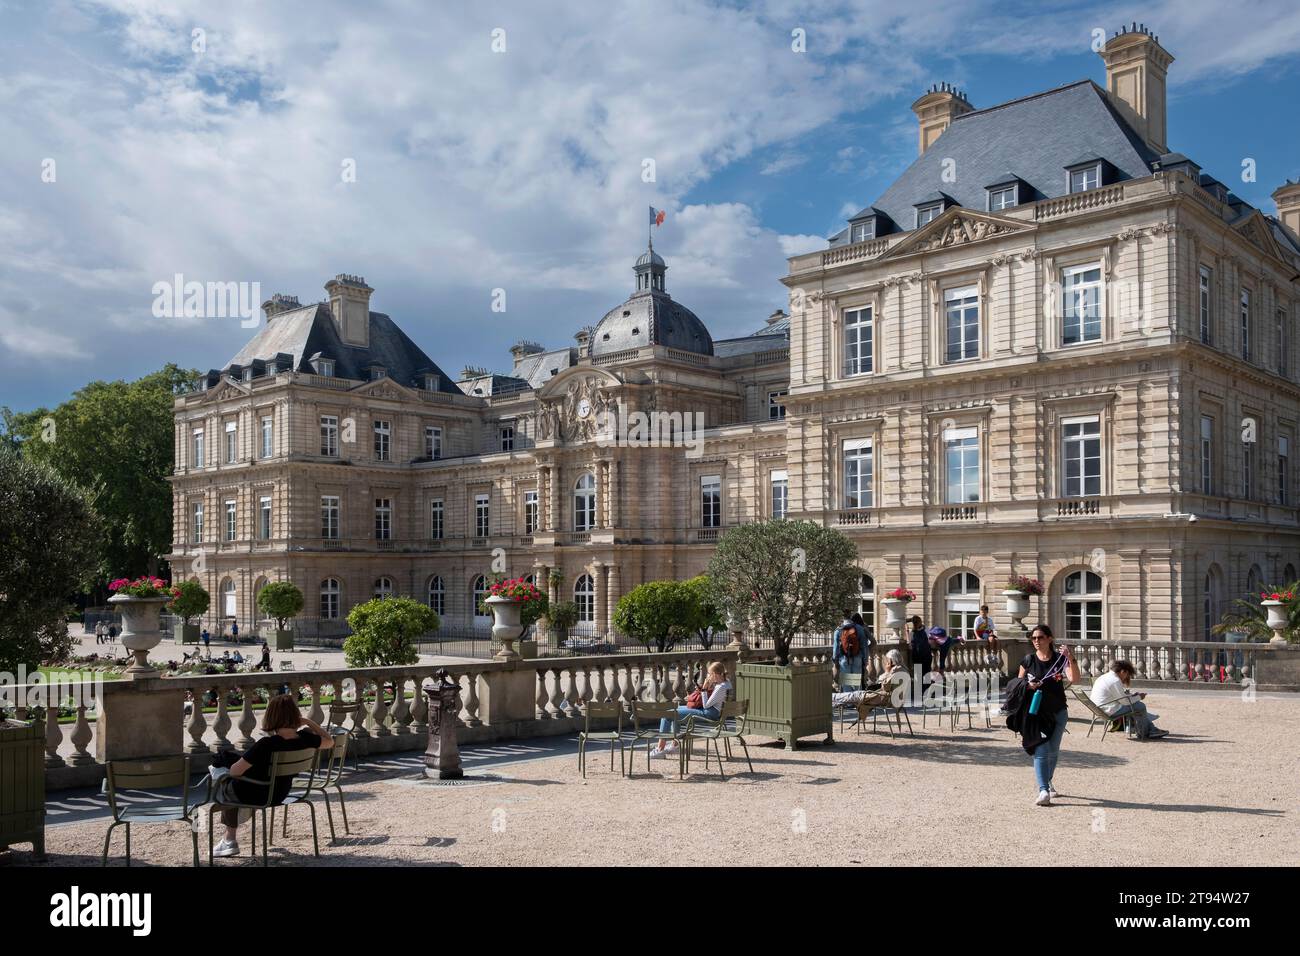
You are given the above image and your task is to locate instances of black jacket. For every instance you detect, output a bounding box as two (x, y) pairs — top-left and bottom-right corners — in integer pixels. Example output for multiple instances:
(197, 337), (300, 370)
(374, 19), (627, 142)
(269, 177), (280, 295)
(909, 627), (932, 666)
(1004, 676), (1058, 754)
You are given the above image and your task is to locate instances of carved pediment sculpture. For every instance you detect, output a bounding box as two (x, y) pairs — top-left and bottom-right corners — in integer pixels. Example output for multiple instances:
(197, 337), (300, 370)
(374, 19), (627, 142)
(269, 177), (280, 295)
(914, 215), (1014, 251)
(541, 374), (614, 443)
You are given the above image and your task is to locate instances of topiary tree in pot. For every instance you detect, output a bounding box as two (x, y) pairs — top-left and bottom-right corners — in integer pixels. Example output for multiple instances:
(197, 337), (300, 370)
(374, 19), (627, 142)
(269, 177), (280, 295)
(256, 581), (304, 651)
(545, 600), (579, 648)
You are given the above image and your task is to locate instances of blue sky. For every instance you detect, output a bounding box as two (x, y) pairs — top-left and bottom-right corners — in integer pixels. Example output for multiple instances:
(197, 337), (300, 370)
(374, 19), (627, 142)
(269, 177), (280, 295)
(1, 0), (1298, 412)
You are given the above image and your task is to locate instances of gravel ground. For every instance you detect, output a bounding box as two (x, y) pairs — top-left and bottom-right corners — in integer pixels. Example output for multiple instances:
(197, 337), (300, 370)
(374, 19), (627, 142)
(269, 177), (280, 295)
(19, 691), (1297, 867)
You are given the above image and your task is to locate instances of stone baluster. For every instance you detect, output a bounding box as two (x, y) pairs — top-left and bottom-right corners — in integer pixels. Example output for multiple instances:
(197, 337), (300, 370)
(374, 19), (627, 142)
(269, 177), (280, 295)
(235, 685), (257, 750)
(186, 688), (210, 754)
(213, 691), (233, 751)
(672, 662), (687, 704)
(347, 680), (370, 739)
(577, 666), (593, 714)
(390, 675), (412, 737)
(595, 663), (610, 704)
(463, 671), (482, 727)
(622, 661), (638, 703)
(44, 705), (65, 769)
(549, 667), (566, 718)
(409, 678), (429, 734)
(1164, 646), (1179, 682)
(68, 705), (95, 766)
(645, 663), (660, 702)
(306, 682), (324, 726)
(369, 677), (391, 737)
(536, 670), (552, 718)
(565, 666), (581, 716)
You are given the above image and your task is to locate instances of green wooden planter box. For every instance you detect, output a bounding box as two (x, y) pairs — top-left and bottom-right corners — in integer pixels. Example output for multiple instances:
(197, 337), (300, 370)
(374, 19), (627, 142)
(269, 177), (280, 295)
(273, 629), (294, 651)
(175, 623), (200, 645)
(0, 720), (46, 860)
(735, 661), (833, 749)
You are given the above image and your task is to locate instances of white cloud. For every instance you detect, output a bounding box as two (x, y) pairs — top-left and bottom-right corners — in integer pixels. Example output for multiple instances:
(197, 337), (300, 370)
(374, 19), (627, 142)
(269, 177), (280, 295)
(779, 234), (827, 257)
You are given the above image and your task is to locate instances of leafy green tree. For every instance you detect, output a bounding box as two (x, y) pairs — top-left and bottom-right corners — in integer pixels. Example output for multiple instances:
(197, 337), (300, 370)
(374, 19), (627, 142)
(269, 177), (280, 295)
(1, 363), (197, 582)
(707, 519), (860, 665)
(344, 597), (438, 667)
(169, 579), (210, 624)
(614, 581), (694, 653)
(0, 450), (103, 671)
(545, 600), (579, 635)
(683, 574), (725, 649)
(257, 581), (305, 632)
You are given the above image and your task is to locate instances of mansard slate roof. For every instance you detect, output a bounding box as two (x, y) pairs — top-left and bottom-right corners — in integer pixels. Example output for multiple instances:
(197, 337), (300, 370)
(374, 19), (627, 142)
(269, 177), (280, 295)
(591, 289), (714, 357)
(830, 80), (1161, 246)
(222, 303), (461, 393)
(511, 347), (579, 388)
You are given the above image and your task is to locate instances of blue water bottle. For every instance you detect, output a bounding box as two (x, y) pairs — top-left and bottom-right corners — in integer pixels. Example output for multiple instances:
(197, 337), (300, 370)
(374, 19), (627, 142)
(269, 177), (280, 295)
(1028, 688), (1043, 715)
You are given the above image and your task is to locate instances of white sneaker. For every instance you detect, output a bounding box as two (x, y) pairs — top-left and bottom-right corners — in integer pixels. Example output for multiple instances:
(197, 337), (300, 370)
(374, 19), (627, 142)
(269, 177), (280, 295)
(662, 741), (678, 754)
(647, 747), (665, 759)
(213, 839), (240, 858)
(1035, 789), (1051, 807)
(1048, 784), (1059, 799)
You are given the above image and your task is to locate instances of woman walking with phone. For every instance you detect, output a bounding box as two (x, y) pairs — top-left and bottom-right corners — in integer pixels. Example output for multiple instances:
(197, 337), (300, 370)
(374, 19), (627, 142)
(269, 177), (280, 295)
(1017, 624), (1079, 806)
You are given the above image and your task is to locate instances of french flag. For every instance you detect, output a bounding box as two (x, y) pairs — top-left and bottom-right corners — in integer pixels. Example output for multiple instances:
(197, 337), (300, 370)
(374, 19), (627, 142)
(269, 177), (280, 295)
(649, 206), (665, 227)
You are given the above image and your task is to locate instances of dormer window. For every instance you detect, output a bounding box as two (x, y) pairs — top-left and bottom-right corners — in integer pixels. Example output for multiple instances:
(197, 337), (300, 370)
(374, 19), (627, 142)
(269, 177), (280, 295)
(243, 367), (254, 383)
(314, 359), (335, 377)
(1068, 163), (1102, 194)
(423, 374), (439, 391)
(850, 219), (875, 243)
(916, 203), (943, 228)
(988, 185), (1018, 211)
(370, 367), (386, 381)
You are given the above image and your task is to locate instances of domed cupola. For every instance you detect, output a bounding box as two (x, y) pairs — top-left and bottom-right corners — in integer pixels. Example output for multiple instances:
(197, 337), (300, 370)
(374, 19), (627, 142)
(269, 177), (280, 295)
(592, 243), (714, 358)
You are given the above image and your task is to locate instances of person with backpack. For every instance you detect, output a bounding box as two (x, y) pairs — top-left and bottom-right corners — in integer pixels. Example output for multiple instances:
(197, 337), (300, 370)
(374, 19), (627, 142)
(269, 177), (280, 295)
(831, 611), (866, 688)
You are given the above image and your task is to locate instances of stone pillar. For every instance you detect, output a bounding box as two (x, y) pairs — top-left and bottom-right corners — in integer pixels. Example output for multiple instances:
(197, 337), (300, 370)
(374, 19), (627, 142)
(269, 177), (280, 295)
(609, 459), (620, 527)
(550, 464), (562, 532)
(606, 563), (620, 640)
(96, 679), (187, 762)
(478, 662), (543, 733)
(592, 561), (607, 637)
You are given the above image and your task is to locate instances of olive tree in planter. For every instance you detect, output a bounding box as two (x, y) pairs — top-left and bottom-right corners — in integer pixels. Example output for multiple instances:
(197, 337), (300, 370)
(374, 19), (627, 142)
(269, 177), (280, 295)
(256, 581), (304, 651)
(707, 519), (860, 748)
(545, 600), (579, 649)
(614, 581), (694, 653)
(169, 579), (209, 645)
(345, 597), (438, 667)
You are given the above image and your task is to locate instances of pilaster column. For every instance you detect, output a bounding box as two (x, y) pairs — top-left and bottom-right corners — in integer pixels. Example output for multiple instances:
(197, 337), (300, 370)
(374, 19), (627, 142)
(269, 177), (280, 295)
(592, 561), (607, 637)
(550, 464), (562, 532)
(606, 564), (620, 639)
(609, 459), (620, 527)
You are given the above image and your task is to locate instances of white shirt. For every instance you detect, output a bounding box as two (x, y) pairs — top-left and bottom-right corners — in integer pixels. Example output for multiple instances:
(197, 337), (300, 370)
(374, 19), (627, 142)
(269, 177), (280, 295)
(1089, 671), (1133, 715)
(973, 614), (996, 638)
(702, 680), (731, 711)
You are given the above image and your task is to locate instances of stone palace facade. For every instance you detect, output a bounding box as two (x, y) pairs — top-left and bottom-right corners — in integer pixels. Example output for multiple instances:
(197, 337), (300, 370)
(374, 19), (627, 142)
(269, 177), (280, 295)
(168, 27), (1300, 645)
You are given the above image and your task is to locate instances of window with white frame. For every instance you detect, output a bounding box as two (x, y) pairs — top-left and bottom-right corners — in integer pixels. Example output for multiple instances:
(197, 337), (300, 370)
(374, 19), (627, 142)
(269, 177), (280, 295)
(857, 574), (875, 637)
(373, 420), (391, 461)
(842, 438), (873, 509)
(374, 577), (394, 600)
(1243, 422), (1256, 499)
(321, 495), (339, 539)
(1069, 165), (1101, 193)
(192, 428), (204, 468)
(320, 416), (338, 457)
(1198, 267), (1212, 345)
(370, 367), (386, 381)
(258, 495), (272, 539)
(192, 501), (204, 543)
(946, 571), (981, 640)
(988, 185), (1017, 211)
(944, 286), (979, 362)
(1061, 417), (1101, 497)
(916, 202), (942, 227)
(944, 427), (980, 503)
(523, 490), (538, 535)
(1240, 290), (1251, 362)
(429, 498), (444, 539)
(225, 421), (238, 464)
(425, 425), (442, 460)
(851, 221), (874, 243)
(701, 475), (721, 528)
(1279, 436), (1290, 506)
(1062, 264), (1103, 345)
(221, 578), (236, 618)
(573, 473), (596, 531)
(771, 469), (788, 519)
(224, 500), (236, 541)
(260, 416), (273, 458)
(768, 389), (787, 421)
(475, 493), (490, 537)
(315, 359), (335, 377)
(428, 576), (445, 615)
(374, 497), (392, 540)
(574, 574), (595, 622)
(320, 578), (340, 619)
(424, 374), (439, 392)
(472, 575), (490, 619)
(1063, 570), (1104, 640)
(1201, 415), (1215, 495)
(843, 307), (873, 376)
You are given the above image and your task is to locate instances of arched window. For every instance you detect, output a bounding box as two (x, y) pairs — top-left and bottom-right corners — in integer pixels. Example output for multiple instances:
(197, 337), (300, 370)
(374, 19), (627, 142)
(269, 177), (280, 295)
(1246, 565), (1263, 598)
(428, 576), (445, 616)
(574, 573), (595, 622)
(574, 473), (596, 532)
(374, 577), (394, 600)
(221, 578), (237, 618)
(857, 574), (875, 638)
(1204, 566), (1224, 641)
(320, 579), (340, 620)
(945, 571), (980, 640)
(472, 575), (490, 619)
(1063, 570), (1104, 641)
(1285, 564), (1298, 584)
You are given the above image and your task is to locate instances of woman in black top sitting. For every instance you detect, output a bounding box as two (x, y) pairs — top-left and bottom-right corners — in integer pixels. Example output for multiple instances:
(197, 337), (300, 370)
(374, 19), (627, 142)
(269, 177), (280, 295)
(1017, 624), (1079, 807)
(212, 694), (333, 858)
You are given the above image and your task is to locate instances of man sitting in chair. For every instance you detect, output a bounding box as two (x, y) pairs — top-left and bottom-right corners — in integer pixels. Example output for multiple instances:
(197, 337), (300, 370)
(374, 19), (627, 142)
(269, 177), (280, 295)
(832, 649), (908, 717)
(1089, 661), (1168, 739)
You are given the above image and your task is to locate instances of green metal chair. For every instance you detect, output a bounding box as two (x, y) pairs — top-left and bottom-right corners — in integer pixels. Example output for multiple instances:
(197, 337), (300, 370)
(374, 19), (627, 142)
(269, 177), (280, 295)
(207, 747), (321, 866)
(578, 702), (625, 778)
(1071, 686), (1137, 740)
(326, 701), (363, 773)
(101, 755), (208, 867)
(866, 672), (915, 738)
(681, 700), (753, 778)
(628, 700), (685, 778)
(833, 671), (864, 733)
(276, 733), (351, 842)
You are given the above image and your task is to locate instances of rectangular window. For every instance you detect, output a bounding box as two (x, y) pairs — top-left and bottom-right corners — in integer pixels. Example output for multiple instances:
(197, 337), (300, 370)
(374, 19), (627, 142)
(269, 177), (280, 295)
(224, 500), (236, 541)
(225, 421), (237, 464)
(768, 390), (787, 421)
(373, 420), (390, 461)
(1201, 415), (1215, 496)
(1062, 264), (1103, 346)
(1069, 165), (1100, 193)
(375, 498), (392, 541)
(321, 496), (339, 539)
(1240, 290), (1251, 362)
(315, 359), (335, 377)
(1199, 267), (1212, 345)
(424, 374), (439, 391)
(842, 438), (873, 509)
(258, 495), (272, 540)
(430, 498), (444, 539)
(701, 475), (721, 528)
(500, 425), (514, 452)
(523, 491), (538, 535)
(771, 469), (788, 519)
(320, 416), (338, 457)
(944, 427), (980, 503)
(944, 286), (979, 362)
(1279, 437), (1290, 506)
(425, 426), (442, 460)
(988, 185), (1017, 211)
(1061, 417), (1101, 497)
(916, 203), (942, 228)
(260, 416), (273, 458)
(475, 493), (490, 538)
(192, 501), (204, 544)
(192, 429), (204, 468)
(370, 367), (386, 381)
(843, 307), (873, 376)
(851, 221), (874, 243)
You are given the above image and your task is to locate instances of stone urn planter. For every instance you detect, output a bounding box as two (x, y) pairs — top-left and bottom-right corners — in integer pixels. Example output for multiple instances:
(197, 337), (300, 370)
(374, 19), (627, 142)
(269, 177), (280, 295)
(880, 598), (911, 636)
(1002, 590), (1031, 632)
(1261, 600), (1289, 645)
(486, 595), (526, 660)
(108, 594), (170, 677)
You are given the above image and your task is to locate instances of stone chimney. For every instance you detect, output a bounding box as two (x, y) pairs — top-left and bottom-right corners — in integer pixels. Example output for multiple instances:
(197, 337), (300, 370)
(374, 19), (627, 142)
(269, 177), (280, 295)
(510, 340), (545, 373)
(1273, 181), (1300, 241)
(1100, 24), (1174, 155)
(574, 326), (595, 360)
(261, 293), (300, 324)
(324, 274), (373, 348)
(909, 83), (974, 156)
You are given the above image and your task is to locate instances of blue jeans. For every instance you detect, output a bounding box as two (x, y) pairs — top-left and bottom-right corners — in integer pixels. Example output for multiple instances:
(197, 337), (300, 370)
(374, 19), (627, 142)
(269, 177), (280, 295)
(659, 706), (719, 735)
(1110, 700), (1157, 737)
(1033, 708), (1069, 792)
